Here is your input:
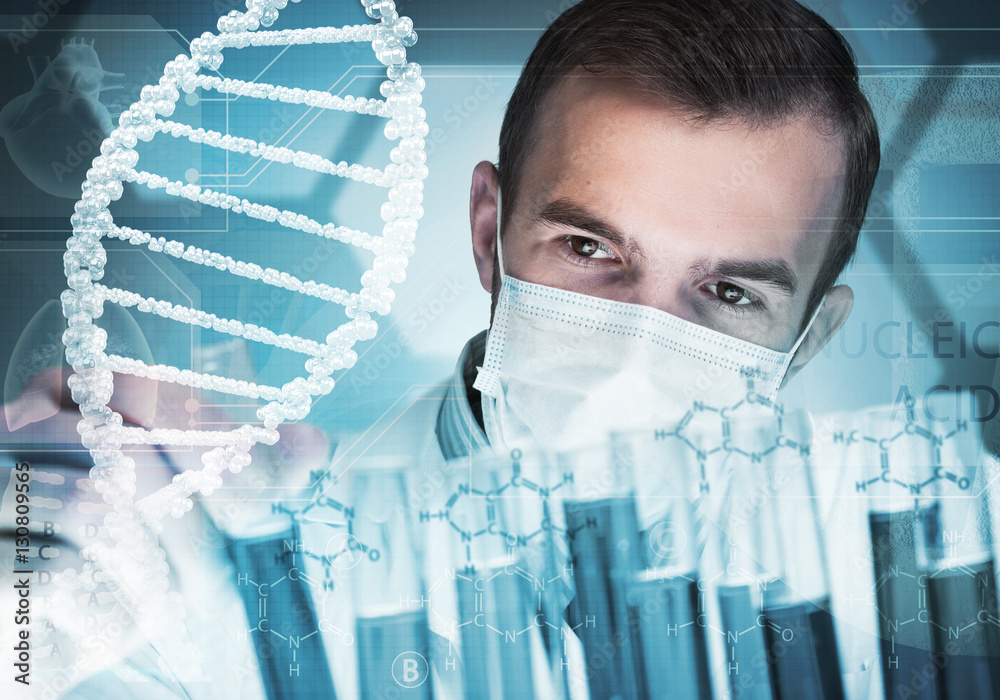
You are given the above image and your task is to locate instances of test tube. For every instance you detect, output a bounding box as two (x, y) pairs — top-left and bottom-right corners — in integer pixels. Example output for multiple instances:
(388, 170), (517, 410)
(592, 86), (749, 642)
(348, 462), (433, 700)
(500, 446), (577, 700)
(228, 521), (337, 700)
(718, 410), (845, 700)
(921, 424), (999, 699)
(868, 405), (1000, 699)
(612, 429), (714, 700)
(558, 440), (644, 700)
(860, 408), (943, 700)
(448, 450), (538, 700)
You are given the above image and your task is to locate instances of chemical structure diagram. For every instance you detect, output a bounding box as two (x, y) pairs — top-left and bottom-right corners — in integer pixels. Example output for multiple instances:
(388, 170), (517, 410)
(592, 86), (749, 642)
(645, 375), (810, 495)
(233, 536), (355, 681)
(271, 479), (383, 587)
(228, 472), (385, 683)
(417, 448), (574, 572)
(836, 392), (976, 496)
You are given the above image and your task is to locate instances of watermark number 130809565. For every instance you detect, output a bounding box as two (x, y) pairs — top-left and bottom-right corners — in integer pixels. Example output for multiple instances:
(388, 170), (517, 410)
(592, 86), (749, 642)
(12, 460), (32, 686)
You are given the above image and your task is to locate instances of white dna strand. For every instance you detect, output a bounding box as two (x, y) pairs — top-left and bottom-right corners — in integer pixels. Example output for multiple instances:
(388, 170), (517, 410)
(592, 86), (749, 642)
(50, 0), (426, 678)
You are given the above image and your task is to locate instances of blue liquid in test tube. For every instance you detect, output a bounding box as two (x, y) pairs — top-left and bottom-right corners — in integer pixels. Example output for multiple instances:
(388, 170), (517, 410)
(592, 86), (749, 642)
(718, 584), (771, 700)
(455, 564), (536, 699)
(762, 596), (845, 699)
(926, 558), (1000, 698)
(869, 507), (941, 700)
(564, 497), (643, 700)
(629, 570), (712, 699)
(356, 609), (433, 700)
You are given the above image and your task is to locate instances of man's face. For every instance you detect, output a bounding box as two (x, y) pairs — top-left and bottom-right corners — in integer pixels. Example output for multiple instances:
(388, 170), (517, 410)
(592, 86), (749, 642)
(471, 76), (852, 358)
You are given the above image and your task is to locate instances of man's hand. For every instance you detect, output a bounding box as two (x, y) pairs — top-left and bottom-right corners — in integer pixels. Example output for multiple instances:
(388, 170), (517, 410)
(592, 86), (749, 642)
(146, 375), (332, 536)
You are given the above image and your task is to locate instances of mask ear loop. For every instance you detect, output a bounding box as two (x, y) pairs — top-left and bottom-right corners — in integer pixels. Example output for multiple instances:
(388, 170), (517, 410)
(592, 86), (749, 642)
(783, 295), (827, 372)
(495, 190), (506, 281)
(473, 189), (507, 400)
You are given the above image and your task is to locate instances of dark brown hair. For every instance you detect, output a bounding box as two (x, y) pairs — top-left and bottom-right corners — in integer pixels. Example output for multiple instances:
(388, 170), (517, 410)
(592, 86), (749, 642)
(496, 0), (880, 327)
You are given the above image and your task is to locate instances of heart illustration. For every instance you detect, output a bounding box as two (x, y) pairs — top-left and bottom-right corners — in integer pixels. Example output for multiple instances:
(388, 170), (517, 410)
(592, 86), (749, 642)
(0, 37), (123, 199)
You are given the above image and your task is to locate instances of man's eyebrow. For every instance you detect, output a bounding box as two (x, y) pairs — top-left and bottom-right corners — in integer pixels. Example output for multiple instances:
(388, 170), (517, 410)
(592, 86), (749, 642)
(691, 258), (799, 297)
(537, 198), (643, 259)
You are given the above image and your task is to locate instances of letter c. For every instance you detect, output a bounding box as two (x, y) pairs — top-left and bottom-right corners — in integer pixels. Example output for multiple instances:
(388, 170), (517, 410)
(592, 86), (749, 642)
(875, 322), (901, 358)
(923, 385), (950, 422)
(973, 321), (999, 359)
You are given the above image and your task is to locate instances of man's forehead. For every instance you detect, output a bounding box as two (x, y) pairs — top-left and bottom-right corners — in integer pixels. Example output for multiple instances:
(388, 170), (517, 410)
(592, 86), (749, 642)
(539, 76), (841, 168)
(523, 74), (845, 227)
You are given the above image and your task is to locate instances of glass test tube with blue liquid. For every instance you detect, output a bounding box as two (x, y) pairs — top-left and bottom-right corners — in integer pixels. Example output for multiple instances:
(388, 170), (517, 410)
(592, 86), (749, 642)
(611, 429), (715, 700)
(862, 409), (943, 700)
(348, 462), (433, 700)
(717, 410), (845, 700)
(558, 440), (646, 700)
(228, 521), (338, 700)
(447, 449), (540, 700)
(864, 406), (1000, 700)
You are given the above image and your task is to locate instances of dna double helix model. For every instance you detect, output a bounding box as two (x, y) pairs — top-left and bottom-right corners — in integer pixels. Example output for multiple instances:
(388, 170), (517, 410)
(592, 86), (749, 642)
(53, 0), (426, 676)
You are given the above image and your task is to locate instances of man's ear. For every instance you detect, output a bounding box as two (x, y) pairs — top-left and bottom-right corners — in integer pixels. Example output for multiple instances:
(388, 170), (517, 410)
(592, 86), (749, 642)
(470, 160), (500, 293)
(782, 284), (854, 387)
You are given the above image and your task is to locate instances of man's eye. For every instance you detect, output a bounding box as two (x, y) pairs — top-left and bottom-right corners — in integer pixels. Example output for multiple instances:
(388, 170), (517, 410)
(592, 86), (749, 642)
(709, 281), (754, 305)
(569, 235), (613, 259)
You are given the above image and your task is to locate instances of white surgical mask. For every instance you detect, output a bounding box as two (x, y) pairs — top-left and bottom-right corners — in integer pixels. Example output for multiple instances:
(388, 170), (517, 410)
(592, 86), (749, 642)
(473, 197), (824, 454)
